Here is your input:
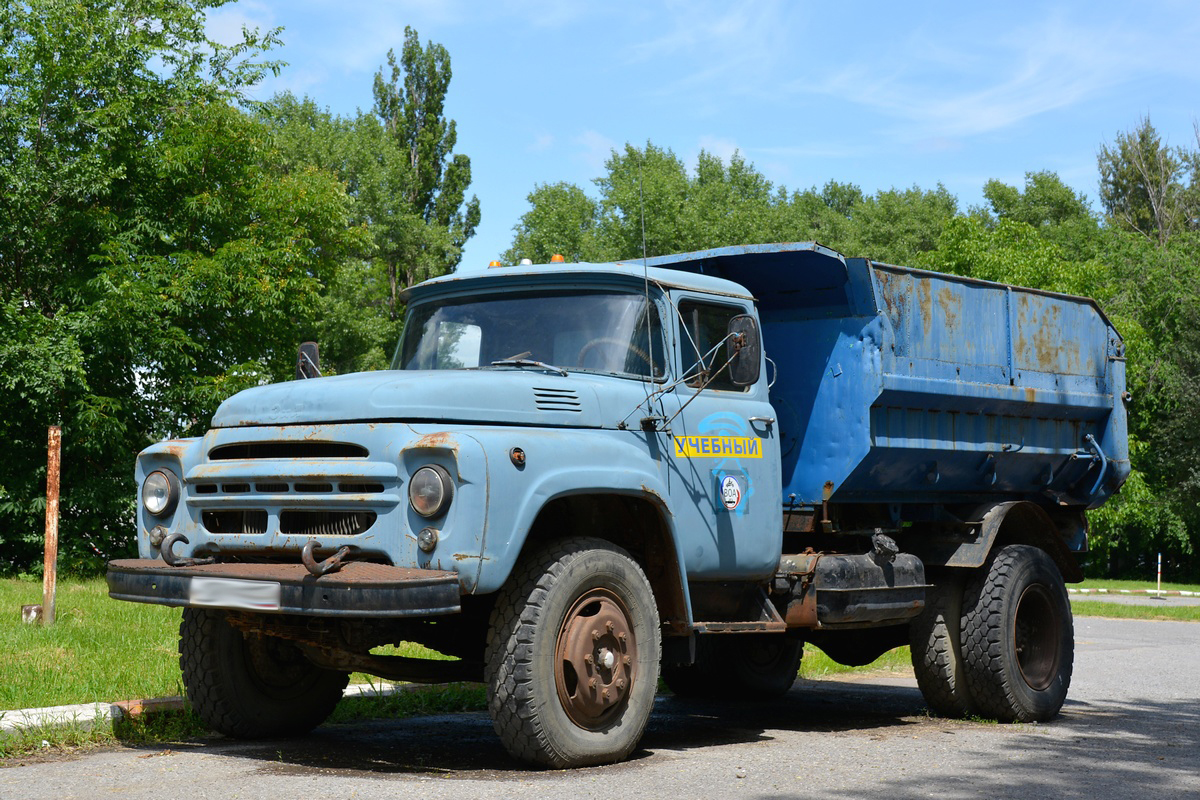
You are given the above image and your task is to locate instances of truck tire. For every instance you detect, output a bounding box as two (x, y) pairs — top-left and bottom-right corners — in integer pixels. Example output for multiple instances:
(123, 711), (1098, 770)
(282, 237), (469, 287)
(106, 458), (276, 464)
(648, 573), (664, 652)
(485, 537), (661, 768)
(662, 635), (803, 700)
(909, 573), (975, 717)
(179, 608), (348, 738)
(960, 545), (1073, 722)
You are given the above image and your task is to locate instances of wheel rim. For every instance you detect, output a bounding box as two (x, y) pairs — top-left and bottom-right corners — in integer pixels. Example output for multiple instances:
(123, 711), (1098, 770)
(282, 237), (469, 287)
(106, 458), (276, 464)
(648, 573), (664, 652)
(554, 588), (637, 730)
(245, 634), (316, 698)
(1013, 584), (1061, 691)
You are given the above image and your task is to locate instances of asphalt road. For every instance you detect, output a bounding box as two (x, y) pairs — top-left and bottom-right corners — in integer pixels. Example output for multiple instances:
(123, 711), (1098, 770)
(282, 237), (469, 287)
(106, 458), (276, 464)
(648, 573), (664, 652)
(3, 615), (1197, 800)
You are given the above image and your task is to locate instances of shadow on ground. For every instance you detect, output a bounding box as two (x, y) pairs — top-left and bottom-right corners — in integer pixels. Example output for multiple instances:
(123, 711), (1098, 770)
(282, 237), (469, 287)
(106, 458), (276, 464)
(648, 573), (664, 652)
(118, 677), (931, 779)
(113, 676), (1200, 798)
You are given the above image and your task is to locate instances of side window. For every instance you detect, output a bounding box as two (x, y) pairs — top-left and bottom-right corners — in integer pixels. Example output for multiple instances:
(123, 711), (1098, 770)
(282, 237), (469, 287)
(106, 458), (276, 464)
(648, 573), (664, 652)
(677, 301), (746, 392)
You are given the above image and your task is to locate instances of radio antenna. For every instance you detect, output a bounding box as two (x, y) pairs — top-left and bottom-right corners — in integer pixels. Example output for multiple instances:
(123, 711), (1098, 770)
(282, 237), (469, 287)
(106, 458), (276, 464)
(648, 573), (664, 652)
(639, 159), (649, 267)
(637, 156), (657, 415)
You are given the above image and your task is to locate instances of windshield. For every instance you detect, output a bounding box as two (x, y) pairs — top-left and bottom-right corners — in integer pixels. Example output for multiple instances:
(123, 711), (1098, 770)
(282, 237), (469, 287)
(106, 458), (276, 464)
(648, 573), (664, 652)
(394, 289), (666, 379)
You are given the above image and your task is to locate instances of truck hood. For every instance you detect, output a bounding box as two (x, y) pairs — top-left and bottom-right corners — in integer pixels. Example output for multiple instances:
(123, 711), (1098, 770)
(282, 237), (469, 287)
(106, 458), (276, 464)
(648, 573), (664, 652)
(210, 369), (608, 428)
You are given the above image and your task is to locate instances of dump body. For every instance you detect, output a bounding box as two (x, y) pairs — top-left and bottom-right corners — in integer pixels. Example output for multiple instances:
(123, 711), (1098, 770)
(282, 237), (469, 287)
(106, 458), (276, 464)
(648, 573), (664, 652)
(646, 243), (1129, 512)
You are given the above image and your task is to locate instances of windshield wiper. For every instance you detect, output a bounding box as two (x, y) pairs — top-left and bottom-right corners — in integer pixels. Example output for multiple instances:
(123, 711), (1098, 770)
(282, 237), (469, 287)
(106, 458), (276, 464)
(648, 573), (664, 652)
(490, 358), (568, 377)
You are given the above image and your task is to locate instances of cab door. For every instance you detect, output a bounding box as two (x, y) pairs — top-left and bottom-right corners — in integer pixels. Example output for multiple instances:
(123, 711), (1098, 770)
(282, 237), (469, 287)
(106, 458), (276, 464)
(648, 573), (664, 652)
(661, 293), (782, 579)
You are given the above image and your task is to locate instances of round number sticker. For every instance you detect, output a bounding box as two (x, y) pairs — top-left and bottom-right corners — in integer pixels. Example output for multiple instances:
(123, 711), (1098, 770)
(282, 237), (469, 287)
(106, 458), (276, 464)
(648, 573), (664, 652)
(720, 475), (743, 510)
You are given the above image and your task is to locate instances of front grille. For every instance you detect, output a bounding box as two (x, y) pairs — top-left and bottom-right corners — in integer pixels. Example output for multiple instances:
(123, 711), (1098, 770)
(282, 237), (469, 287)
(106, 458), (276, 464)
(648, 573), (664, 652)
(191, 481), (386, 496)
(279, 511), (376, 537)
(202, 510), (269, 535)
(208, 442), (369, 460)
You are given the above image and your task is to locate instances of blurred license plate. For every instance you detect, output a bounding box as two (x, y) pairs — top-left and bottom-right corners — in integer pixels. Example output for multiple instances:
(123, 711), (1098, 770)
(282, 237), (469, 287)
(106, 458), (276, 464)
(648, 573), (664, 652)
(189, 577), (281, 611)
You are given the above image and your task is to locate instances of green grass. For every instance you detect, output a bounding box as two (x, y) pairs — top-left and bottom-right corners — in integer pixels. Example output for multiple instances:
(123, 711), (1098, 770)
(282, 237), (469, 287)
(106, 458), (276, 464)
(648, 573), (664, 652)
(0, 577), (455, 712)
(1, 577), (187, 711)
(800, 645), (912, 678)
(1070, 600), (1200, 622)
(1077, 578), (1200, 593)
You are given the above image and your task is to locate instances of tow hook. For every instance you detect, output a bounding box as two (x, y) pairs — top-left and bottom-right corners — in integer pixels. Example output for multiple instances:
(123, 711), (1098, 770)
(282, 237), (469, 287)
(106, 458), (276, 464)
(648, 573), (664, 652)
(160, 533), (217, 567)
(301, 539), (354, 576)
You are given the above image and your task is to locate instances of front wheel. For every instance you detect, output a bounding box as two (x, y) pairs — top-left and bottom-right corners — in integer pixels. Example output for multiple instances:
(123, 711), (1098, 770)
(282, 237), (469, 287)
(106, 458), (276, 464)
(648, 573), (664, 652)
(961, 545), (1073, 722)
(485, 538), (661, 768)
(179, 608), (348, 738)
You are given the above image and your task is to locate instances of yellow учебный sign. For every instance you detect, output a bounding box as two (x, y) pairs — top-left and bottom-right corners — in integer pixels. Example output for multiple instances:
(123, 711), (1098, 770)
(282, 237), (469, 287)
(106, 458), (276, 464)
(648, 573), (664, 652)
(672, 436), (762, 458)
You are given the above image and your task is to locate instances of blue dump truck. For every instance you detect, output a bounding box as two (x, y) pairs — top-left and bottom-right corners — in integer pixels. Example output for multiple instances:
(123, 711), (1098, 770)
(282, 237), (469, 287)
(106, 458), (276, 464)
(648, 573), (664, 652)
(107, 242), (1129, 767)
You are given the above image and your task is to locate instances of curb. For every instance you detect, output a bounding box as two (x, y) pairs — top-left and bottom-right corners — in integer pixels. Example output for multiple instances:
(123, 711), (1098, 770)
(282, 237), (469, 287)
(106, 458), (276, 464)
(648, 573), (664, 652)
(0, 682), (414, 737)
(1068, 588), (1198, 597)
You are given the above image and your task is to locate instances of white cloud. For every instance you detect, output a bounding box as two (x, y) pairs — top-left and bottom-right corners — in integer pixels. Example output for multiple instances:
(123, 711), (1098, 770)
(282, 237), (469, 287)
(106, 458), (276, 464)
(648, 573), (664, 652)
(620, 0), (796, 108)
(498, 0), (598, 29)
(529, 132), (555, 152)
(695, 135), (739, 164)
(575, 129), (617, 173)
(799, 9), (1200, 141)
(205, 1), (276, 46)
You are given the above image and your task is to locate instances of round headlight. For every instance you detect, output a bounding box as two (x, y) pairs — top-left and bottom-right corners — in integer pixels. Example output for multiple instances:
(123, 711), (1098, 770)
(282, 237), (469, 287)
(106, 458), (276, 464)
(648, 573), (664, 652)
(142, 470), (179, 516)
(409, 465), (454, 518)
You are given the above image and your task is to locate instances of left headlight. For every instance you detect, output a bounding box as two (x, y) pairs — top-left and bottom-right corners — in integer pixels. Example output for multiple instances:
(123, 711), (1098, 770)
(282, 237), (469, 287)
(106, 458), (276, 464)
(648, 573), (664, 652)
(142, 470), (180, 517)
(409, 465), (454, 518)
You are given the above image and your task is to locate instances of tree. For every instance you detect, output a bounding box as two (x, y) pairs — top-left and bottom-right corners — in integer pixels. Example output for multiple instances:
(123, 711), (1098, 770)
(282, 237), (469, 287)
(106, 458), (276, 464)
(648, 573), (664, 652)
(1098, 116), (1194, 247)
(980, 171), (1102, 258)
(502, 142), (958, 267)
(1093, 229), (1200, 578)
(503, 182), (598, 264)
(841, 184), (958, 264)
(261, 29), (480, 374)
(592, 142), (692, 259)
(372, 30), (480, 307)
(0, 1), (360, 573)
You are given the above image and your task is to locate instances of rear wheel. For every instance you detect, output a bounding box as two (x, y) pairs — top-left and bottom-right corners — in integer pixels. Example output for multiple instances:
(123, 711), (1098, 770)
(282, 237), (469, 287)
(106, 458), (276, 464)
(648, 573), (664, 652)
(662, 634), (803, 700)
(485, 538), (661, 768)
(179, 608), (348, 738)
(961, 545), (1073, 722)
(909, 572), (975, 717)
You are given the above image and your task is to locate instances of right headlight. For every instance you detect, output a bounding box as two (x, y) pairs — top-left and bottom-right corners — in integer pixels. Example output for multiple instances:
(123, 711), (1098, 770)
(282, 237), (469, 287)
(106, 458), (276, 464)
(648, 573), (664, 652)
(409, 465), (454, 518)
(142, 470), (180, 517)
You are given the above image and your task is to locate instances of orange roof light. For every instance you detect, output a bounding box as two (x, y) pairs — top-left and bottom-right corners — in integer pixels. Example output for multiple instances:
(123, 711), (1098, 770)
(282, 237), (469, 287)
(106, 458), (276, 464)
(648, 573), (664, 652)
(550, 254), (565, 263)
(487, 260), (503, 268)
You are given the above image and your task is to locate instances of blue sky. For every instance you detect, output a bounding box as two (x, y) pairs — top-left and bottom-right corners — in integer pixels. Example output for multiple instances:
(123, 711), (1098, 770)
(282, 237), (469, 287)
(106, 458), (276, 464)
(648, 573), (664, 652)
(207, 1), (1200, 272)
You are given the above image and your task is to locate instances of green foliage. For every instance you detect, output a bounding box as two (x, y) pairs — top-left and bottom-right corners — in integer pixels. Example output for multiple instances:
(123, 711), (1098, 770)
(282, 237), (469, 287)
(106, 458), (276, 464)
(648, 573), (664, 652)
(503, 182), (599, 264)
(838, 184), (958, 265)
(0, 1), (357, 573)
(1098, 116), (1196, 246)
(980, 170), (1102, 258)
(261, 28), (479, 375)
(501, 144), (954, 266)
(1087, 442), (1191, 577)
(928, 216), (1108, 299)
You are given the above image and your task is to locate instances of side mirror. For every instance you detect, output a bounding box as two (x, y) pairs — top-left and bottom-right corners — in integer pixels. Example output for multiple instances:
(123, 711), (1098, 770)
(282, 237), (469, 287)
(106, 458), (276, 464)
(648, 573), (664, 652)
(296, 341), (321, 380)
(726, 315), (761, 387)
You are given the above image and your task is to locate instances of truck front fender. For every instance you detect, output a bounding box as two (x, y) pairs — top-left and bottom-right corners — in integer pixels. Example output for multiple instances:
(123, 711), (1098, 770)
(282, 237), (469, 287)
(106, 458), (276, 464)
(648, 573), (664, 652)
(467, 429), (692, 624)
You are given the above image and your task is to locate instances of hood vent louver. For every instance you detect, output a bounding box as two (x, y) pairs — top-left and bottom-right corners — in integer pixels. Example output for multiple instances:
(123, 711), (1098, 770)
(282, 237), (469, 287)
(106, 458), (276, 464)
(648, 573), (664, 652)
(533, 387), (582, 413)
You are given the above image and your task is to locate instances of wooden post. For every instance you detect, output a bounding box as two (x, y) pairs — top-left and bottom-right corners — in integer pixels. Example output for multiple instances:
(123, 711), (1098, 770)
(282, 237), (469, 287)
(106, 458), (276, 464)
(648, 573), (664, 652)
(42, 425), (61, 626)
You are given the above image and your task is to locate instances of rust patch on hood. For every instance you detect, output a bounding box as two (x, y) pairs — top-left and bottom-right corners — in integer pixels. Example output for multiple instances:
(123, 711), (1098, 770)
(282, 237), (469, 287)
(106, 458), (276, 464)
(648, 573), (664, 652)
(413, 432), (456, 450)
